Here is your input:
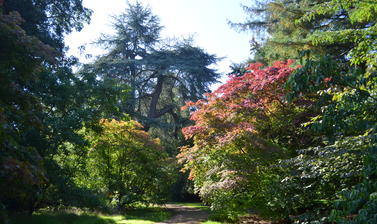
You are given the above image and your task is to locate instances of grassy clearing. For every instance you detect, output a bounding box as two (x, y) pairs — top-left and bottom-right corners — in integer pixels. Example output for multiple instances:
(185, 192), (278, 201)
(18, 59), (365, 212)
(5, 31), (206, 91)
(10, 207), (171, 224)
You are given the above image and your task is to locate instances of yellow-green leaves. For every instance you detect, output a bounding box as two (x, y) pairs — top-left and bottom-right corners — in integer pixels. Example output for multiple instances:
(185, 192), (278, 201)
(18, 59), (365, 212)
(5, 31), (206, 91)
(78, 118), (172, 208)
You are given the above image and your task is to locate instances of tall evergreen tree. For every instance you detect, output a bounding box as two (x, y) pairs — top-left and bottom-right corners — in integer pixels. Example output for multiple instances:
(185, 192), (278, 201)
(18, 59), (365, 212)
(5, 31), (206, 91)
(231, 0), (377, 66)
(89, 1), (220, 135)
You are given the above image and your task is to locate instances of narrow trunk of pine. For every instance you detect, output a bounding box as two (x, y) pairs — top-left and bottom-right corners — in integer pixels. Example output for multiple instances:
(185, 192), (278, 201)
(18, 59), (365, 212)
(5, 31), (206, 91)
(145, 75), (164, 130)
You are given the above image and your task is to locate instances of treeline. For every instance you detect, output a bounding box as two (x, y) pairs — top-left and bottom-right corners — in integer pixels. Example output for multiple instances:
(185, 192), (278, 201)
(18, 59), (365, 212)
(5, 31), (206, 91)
(2, 0), (377, 223)
(0, 0), (219, 221)
(180, 0), (377, 223)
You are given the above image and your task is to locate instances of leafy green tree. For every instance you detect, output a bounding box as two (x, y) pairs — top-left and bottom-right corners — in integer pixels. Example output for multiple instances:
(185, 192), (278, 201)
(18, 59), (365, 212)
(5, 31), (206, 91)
(279, 1), (377, 222)
(74, 119), (174, 208)
(0, 0), (126, 215)
(3, 0), (92, 51)
(0, 9), (57, 214)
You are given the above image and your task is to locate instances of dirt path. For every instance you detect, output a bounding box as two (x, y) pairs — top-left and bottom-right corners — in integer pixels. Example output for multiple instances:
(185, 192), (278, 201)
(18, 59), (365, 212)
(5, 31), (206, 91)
(155, 204), (209, 224)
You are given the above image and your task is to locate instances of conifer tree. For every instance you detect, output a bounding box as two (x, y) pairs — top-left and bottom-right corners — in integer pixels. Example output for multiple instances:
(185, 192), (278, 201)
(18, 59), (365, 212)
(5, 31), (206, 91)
(89, 2), (220, 135)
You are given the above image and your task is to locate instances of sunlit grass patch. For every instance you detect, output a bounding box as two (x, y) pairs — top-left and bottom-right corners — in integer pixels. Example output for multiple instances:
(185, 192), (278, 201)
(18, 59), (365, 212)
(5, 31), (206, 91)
(100, 207), (170, 224)
(10, 206), (171, 224)
(172, 202), (210, 211)
(100, 215), (155, 224)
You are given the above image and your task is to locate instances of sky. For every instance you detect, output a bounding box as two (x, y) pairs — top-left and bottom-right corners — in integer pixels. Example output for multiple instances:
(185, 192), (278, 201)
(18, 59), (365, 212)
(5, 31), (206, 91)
(65, 0), (253, 85)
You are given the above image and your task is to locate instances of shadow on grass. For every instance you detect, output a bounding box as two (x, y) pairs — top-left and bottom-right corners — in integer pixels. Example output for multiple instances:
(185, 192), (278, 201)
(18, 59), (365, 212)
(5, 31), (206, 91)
(10, 213), (116, 224)
(10, 207), (171, 224)
(122, 207), (170, 222)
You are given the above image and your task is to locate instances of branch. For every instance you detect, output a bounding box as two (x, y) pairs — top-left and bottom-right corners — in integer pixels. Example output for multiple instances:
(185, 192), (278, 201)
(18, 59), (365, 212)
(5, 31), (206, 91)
(165, 74), (190, 93)
(137, 71), (159, 91)
(155, 105), (175, 118)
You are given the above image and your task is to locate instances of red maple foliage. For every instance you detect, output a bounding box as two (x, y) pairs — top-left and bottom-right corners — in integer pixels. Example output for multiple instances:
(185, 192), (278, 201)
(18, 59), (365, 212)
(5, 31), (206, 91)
(181, 60), (297, 144)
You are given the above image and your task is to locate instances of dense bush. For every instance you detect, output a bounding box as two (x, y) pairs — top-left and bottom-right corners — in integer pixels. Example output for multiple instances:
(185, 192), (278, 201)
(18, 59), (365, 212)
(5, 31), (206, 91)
(70, 119), (174, 209)
(262, 135), (369, 222)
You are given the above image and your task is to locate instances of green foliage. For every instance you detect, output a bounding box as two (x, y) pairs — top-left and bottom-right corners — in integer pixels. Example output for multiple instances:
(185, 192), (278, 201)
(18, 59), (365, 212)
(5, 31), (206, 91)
(299, 0), (377, 70)
(0, 1), (125, 215)
(281, 45), (377, 224)
(272, 2), (377, 221)
(4, 0), (92, 51)
(2, 0), (377, 222)
(117, 206), (171, 223)
(232, 0), (377, 67)
(286, 58), (377, 141)
(41, 159), (107, 210)
(329, 134), (377, 224)
(230, 0), (321, 63)
(71, 119), (174, 208)
(0, 9), (58, 214)
(261, 135), (369, 222)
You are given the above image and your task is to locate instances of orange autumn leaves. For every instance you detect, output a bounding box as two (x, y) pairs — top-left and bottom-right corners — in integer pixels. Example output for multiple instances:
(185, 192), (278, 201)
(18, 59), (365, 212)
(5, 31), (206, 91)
(97, 119), (162, 150)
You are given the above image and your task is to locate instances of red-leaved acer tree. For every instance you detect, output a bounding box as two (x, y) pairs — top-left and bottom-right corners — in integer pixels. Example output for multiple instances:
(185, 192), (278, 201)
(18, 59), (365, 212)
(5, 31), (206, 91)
(181, 60), (297, 151)
(177, 60), (307, 215)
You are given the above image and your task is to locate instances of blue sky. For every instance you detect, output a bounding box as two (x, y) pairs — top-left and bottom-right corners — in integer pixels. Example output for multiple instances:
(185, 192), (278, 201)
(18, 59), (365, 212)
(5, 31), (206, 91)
(65, 0), (252, 83)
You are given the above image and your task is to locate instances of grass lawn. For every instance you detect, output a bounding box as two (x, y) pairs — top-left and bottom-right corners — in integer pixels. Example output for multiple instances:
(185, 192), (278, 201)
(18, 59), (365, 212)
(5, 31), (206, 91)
(10, 207), (171, 224)
(173, 202), (210, 211)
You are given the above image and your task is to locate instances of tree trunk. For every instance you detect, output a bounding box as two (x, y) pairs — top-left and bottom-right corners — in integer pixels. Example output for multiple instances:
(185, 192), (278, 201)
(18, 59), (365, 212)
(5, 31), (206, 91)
(169, 110), (180, 139)
(148, 75), (164, 120)
(125, 57), (137, 114)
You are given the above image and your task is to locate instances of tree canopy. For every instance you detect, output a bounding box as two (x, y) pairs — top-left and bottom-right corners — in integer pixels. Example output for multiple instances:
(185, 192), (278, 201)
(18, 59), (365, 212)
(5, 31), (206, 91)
(231, 0), (377, 67)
